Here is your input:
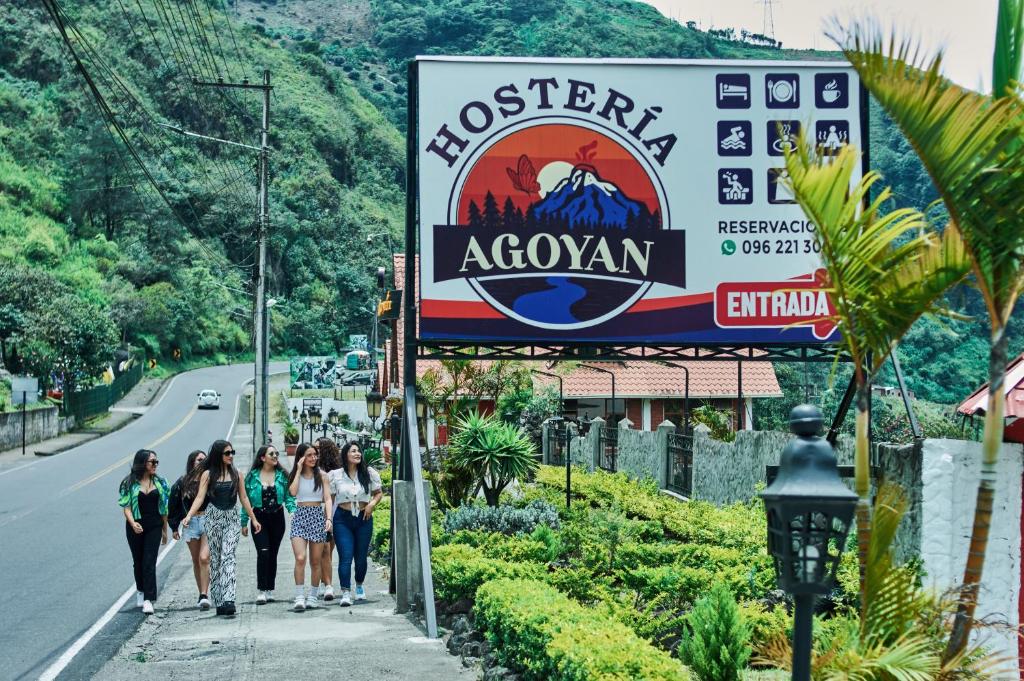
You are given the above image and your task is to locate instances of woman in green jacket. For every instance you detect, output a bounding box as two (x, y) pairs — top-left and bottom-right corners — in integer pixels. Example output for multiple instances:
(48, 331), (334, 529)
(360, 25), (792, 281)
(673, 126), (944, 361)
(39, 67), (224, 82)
(241, 444), (295, 604)
(118, 449), (170, 615)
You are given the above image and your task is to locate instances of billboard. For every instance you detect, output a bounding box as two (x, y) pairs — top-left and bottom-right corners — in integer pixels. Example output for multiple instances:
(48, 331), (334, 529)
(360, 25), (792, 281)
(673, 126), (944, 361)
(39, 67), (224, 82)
(415, 57), (865, 345)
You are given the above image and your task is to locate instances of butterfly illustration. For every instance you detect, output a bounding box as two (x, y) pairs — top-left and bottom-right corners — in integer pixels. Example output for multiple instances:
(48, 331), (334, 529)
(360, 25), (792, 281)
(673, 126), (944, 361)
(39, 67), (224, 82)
(506, 154), (540, 196)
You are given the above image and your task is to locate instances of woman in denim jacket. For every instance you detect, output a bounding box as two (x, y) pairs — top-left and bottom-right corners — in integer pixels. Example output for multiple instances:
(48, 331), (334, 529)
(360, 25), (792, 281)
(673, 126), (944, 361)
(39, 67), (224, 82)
(118, 449), (170, 615)
(241, 444), (295, 604)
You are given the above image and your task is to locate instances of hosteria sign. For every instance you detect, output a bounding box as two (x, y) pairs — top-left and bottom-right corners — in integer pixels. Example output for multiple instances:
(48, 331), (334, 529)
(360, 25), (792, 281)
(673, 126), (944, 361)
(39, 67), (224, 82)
(415, 57), (865, 344)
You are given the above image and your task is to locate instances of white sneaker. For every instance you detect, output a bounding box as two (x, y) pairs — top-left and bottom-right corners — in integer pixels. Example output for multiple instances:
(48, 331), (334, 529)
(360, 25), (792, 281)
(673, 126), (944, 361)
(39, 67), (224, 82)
(256, 592), (267, 605)
(354, 585), (366, 601)
(306, 594), (319, 609)
(339, 591), (352, 607)
(142, 600), (154, 615)
(198, 594), (211, 610)
(266, 592), (275, 602)
(136, 591), (145, 608)
(293, 596), (306, 612)
(322, 584), (335, 601)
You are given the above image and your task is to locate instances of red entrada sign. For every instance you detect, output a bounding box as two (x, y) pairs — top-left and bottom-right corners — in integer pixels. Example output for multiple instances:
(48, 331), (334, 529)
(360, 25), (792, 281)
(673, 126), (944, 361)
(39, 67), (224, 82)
(714, 270), (837, 340)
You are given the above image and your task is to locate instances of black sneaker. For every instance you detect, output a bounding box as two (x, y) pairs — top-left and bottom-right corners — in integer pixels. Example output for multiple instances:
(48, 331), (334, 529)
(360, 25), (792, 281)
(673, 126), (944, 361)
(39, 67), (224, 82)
(215, 604), (226, 616)
(223, 601), (236, 616)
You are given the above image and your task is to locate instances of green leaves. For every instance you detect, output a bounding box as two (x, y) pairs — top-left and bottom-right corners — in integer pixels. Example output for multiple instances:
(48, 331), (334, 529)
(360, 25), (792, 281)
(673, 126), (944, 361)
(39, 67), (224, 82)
(832, 21), (1024, 326)
(449, 409), (539, 506)
(783, 140), (969, 377)
(994, 0), (1024, 97)
(679, 583), (752, 681)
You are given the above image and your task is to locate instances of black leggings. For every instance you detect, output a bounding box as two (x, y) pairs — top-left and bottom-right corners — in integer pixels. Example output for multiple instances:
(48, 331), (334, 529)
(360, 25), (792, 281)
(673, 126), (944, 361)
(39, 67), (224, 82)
(252, 506), (286, 591)
(126, 522), (161, 600)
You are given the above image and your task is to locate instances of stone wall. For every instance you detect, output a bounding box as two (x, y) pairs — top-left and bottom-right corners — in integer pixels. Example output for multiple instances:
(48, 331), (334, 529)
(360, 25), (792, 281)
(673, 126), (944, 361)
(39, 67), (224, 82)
(615, 424), (665, 487)
(0, 406), (74, 451)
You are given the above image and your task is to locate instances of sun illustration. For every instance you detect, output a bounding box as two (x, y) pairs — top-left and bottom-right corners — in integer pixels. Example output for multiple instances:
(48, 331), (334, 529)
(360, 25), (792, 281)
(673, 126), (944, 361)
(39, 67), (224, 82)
(456, 124), (661, 227)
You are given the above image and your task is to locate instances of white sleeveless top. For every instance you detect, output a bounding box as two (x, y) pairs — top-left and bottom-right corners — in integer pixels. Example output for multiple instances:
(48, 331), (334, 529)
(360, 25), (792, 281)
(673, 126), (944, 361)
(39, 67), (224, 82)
(295, 474), (322, 503)
(328, 468), (382, 515)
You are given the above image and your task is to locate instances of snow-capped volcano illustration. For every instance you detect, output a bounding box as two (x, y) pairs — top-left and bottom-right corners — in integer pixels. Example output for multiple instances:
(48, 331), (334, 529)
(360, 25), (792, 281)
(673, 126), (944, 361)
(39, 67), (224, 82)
(531, 164), (645, 229)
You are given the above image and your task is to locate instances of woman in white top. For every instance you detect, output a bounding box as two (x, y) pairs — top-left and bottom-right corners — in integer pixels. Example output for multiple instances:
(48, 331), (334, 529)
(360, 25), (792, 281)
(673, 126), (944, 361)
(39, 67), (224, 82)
(328, 442), (383, 606)
(287, 442), (332, 611)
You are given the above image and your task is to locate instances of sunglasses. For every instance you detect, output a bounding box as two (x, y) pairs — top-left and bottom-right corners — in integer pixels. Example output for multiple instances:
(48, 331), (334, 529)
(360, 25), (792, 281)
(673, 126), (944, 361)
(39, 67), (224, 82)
(266, 452), (279, 458)
(148, 459), (159, 465)
(223, 450), (235, 456)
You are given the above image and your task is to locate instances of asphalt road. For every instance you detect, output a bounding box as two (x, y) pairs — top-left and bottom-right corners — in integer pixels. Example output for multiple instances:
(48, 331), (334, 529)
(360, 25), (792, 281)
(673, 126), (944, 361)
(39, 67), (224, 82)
(0, 363), (277, 681)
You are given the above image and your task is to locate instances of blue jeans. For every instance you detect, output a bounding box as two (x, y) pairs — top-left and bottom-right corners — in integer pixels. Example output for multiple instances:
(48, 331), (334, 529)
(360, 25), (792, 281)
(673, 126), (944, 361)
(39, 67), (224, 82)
(334, 508), (373, 589)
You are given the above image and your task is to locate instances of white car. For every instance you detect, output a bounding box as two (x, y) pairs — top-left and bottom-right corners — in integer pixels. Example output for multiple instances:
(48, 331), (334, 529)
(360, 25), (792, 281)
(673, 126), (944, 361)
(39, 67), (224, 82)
(197, 389), (221, 409)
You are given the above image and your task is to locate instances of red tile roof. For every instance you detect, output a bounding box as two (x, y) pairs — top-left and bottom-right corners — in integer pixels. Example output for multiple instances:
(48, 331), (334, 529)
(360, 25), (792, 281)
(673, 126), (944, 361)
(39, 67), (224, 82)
(383, 255), (781, 398)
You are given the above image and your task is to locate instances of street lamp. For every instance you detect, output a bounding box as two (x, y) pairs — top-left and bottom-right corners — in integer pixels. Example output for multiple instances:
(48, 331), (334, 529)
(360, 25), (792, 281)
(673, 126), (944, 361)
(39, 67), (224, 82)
(291, 405), (299, 423)
(309, 407), (322, 442)
(760, 405), (857, 681)
(366, 389), (383, 428)
(300, 409), (308, 442)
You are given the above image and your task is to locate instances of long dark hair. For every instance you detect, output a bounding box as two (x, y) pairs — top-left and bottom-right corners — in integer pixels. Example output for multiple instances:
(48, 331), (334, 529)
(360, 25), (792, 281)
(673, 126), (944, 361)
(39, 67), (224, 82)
(119, 449), (156, 495)
(316, 438), (340, 473)
(340, 441), (370, 494)
(288, 442), (322, 491)
(183, 449), (206, 499)
(205, 439), (239, 490)
(251, 445), (284, 474)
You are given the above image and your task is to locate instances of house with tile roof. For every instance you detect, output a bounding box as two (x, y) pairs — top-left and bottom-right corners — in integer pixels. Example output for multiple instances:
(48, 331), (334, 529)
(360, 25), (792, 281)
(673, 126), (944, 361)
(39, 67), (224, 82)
(377, 256), (783, 437)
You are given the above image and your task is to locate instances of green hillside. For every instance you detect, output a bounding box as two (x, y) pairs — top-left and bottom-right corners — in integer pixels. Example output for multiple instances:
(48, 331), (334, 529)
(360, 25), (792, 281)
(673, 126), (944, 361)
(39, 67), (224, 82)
(1, 0), (1019, 406)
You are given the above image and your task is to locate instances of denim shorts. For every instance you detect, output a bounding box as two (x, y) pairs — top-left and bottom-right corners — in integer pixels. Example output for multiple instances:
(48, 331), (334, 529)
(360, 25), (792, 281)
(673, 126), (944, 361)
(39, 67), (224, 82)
(182, 514), (206, 542)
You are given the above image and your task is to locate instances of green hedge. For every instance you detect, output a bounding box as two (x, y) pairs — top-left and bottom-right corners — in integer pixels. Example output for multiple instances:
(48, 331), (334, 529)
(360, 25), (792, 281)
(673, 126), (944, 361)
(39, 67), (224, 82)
(431, 544), (546, 603)
(475, 578), (693, 681)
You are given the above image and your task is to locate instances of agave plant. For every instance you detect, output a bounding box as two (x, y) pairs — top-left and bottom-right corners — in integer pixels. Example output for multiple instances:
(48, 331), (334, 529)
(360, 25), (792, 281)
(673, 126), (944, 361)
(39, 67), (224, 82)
(828, 1), (1024, 659)
(783, 140), (969, 608)
(448, 409), (538, 506)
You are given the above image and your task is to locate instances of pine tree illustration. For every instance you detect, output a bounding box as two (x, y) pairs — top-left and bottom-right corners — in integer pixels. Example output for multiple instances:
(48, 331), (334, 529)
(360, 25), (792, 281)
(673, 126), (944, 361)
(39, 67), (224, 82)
(467, 200), (483, 228)
(482, 191), (501, 229)
(502, 197), (520, 230)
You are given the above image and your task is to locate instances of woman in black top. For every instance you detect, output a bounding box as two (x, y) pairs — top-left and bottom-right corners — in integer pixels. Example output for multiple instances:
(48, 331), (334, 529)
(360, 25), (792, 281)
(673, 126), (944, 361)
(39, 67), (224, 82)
(168, 450), (211, 609)
(183, 440), (260, 616)
(117, 449), (170, 615)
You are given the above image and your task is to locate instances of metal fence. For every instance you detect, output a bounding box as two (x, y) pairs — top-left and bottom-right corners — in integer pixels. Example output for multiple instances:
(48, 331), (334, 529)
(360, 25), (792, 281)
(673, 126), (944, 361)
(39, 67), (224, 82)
(666, 426), (694, 497)
(64, 360), (144, 422)
(598, 426), (618, 472)
(547, 422), (566, 466)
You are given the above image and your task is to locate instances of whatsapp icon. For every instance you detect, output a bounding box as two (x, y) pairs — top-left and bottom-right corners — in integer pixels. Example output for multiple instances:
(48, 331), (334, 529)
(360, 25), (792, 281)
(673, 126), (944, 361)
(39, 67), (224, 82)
(721, 240), (737, 255)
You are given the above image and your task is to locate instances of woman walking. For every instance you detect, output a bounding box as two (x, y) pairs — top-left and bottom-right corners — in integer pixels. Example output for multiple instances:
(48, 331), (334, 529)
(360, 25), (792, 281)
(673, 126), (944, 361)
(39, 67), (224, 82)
(241, 445), (294, 604)
(183, 440), (261, 616)
(314, 437), (341, 602)
(118, 449), (170, 615)
(287, 442), (332, 611)
(328, 442), (383, 606)
(168, 450), (212, 610)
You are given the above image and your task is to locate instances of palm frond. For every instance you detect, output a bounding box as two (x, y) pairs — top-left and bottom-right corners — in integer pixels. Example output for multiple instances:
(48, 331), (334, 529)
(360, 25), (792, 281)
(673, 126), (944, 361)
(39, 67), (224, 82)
(783, 140), (970, 376)
(829, 22), (1024, 326)
(994, 0), (1024, 97)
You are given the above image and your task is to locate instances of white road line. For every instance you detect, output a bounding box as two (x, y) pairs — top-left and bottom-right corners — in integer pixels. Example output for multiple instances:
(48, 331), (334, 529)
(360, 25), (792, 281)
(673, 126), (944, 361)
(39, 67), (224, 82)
(37, 539), (178, 681)
(36, 375), (245, 681)
(0, 375), (181, 480)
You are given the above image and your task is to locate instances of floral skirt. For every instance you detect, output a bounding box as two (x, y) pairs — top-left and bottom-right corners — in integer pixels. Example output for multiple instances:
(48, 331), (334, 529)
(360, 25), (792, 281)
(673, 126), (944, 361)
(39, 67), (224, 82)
(290, 506), (327, 543)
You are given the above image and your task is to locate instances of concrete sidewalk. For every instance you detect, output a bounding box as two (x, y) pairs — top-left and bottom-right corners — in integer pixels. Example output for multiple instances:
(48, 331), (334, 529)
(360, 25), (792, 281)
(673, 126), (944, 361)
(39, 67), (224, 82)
(94, 422), (473, 680)
(0, 375), (166, 470)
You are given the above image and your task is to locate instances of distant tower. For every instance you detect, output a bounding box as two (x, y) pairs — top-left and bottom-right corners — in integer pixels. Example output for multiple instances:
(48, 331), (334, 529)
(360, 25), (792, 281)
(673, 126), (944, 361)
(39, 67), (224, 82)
(757, 0), (777, 41)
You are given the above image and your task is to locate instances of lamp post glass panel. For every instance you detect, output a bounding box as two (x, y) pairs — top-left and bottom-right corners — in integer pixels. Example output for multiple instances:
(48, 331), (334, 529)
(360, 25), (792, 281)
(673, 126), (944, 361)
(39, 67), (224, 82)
(760, 405), (857, 681)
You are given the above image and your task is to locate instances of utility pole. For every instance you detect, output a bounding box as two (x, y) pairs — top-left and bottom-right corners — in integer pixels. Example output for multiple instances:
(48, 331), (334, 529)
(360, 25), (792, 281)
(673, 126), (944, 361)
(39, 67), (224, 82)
(193, 70), (273, 450)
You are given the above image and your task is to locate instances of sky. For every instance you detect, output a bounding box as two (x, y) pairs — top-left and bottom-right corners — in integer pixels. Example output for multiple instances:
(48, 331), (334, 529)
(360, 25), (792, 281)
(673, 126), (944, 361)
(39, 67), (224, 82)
(639, 0), (998, 90)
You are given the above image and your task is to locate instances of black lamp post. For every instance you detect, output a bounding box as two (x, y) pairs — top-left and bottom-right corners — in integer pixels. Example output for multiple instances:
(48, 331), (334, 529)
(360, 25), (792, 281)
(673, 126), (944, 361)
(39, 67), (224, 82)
(760, 405), (857, 681)
(299, 409), (308, 443)
(291, 405), (299, 423)
(309, 407), (321, 443)
(327, 407), (339, 440)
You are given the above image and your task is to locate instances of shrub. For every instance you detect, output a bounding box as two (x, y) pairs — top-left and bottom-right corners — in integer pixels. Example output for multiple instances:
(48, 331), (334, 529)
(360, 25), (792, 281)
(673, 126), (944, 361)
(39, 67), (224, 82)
(475, 578), (693, 681)
(431, 544), (545, 603)
(443, 499), (560, 535)
(738, 601), (790, 653)
(449, 409), (538, 506)
(680, 583), (752, 681)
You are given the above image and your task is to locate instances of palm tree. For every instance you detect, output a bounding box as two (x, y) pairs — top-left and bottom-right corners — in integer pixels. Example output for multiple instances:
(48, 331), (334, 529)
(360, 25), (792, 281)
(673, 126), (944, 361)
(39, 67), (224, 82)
(783, 140), (969, 610)
(826, 3), (1024, 659)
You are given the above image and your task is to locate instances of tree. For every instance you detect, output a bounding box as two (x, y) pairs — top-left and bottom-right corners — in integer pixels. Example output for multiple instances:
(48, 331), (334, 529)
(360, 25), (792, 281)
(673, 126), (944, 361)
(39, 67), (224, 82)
(827, 5), (1024, 659)
(448, 409), (538, 506)
(783, 140), (969, 609)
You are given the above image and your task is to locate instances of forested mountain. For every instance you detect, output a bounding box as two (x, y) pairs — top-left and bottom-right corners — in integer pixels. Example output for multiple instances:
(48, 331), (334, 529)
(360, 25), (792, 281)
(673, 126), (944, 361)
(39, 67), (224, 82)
(1, 0), (1019, 405)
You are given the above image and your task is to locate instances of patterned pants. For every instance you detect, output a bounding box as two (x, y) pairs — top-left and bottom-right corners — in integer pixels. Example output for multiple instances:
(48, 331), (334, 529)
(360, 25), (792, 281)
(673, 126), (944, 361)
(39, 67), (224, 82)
(206, 505), (240, 606)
